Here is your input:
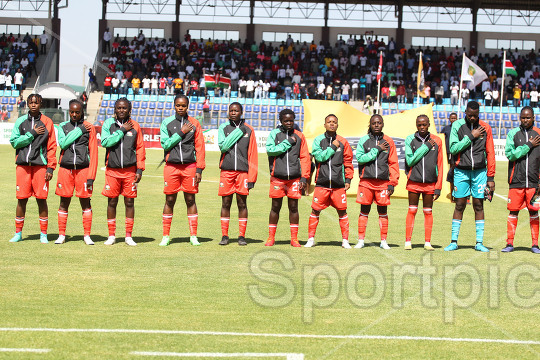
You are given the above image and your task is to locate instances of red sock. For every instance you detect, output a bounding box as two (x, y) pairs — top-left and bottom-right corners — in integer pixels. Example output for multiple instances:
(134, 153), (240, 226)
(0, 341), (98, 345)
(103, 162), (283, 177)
(405, 206), (418, 241)
(239, 218), (247, 237)
(221, 217), (230, 237)
(188, 214), (198, 236)
(530, 214), (539, 247)
(82, 209), (92, 236)
(107, 218), (116, 237)
(290, 224), (299, 241)
(507, 214), (518, 245)
(308, 214), (319, 238)
(379, 214), (388, 241)
(268, 224), (277, 240)
(358, 213), (368, 240)
(15, 217), (24, 233)
(423, 207), (433, 242)
(162, 213), (173, 236)
(339, 214), (349, 240)
(57, 211), (68, 236)
(39, 217), (48, 234)
(125, 218), (134, 237)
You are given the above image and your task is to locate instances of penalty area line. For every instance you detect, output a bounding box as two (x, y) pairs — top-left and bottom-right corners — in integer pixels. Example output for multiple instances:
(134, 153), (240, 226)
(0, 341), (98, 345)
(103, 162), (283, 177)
(0, 328), (539, 346)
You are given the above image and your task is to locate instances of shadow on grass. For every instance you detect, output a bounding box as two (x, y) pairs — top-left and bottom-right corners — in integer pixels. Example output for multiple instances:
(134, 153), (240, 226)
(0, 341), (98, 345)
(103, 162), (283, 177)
(169, 237), (213, 245)
(411, 243), (443, 249)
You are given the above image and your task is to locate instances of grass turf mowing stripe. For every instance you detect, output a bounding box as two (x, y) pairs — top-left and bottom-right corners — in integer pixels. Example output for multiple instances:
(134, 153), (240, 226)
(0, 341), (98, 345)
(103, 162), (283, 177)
(0, 348), (50, 353)
(1, 328), (540, 346)
(130, 352), (305, 358)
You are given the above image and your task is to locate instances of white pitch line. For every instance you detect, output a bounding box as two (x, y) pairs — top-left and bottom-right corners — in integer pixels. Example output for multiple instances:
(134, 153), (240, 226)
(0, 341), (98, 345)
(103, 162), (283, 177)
(131, 351), (304, 359)
(0, 328), (539, 346)
(0, 348), (50, 353)
(493, 192), (508, 202)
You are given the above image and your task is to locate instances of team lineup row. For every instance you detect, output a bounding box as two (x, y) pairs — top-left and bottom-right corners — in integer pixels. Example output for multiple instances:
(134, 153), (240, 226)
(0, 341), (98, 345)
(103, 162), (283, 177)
(8, 94), (540, 253)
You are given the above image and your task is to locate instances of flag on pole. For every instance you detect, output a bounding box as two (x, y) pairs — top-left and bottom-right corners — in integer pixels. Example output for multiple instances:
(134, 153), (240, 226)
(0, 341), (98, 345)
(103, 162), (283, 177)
(504, 60), (518, 77)
(417, 55), (426, 98)
(234, 47), (242, 56)
(376, 52), (383, 82)
(204, 74), (216, 88)
(460, 55), (488, 89)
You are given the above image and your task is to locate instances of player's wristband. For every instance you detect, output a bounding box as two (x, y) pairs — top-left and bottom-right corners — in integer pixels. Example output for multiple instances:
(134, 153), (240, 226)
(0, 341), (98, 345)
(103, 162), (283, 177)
(345, 178), (351, 184)
(487, 176), (494, 182)
(300, 177), (308, 184)
(136, 169), (143, 176)
(87, 179), (94, 187)
(434, 189), (441, 196)
(247, 182), (255, 189)
(46, 168), (54, 174)
(196, 168), (203, 174)
(387, 185), (394, 192)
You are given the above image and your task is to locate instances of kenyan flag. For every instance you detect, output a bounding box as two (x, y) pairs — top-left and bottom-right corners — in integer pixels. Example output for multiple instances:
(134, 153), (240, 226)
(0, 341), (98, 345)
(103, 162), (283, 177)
(234, 48), (242, 56)
(505, 60), (517, 77)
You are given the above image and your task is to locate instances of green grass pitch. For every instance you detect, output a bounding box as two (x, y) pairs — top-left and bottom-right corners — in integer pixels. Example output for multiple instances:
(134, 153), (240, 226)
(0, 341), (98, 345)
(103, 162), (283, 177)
(0, 145), (539, 359)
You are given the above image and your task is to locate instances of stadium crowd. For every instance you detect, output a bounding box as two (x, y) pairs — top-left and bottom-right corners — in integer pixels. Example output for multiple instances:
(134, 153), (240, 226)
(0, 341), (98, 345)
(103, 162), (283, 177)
(98, 30), (540, 106)
(0, 31), (48, 90)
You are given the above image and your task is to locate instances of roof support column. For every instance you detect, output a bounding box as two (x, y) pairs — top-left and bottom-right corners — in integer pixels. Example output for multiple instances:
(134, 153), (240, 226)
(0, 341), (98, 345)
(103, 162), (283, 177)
(246, 0), (255, 44)
(52, 0), (60, 81)
(98, 0), (108, 53)
(396, 0), (404, 49)
(470, 1), (479, 52)
(172, 0), (181, 42)
(321, 0), (329, 46)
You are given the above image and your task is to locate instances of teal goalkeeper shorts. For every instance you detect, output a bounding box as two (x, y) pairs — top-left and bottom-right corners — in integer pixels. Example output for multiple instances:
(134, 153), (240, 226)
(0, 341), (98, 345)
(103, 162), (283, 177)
(453, 168), (487, 199)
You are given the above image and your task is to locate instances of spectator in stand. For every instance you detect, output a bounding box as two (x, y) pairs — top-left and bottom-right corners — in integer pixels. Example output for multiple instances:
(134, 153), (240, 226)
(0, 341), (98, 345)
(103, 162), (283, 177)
(142, 75), (151, 95)
(104, 73), (112, 94)
(159, 76), (167, 95)
(406, 83), (414, 104)
(131, 74), (141, 95)
(341, 81), (350, 103)
(1, 105), (8, 122)
(88, 69), (98, 92)
(5, 72), (12, 90)
(484, 87), (493, 106)
(450, 82), (459, 105)
(434, 83), (444, 105)
(423, 83), (431, 104)
(13, 69), (23, 91)
(522, 83), (531, 107)
(17, 95), (26, 116)
(0, 70), (5, 90)
(173, 76), (183, 95)
(39, 30), (48, 55)
(150, 76), (159, 95)
(103, 28), (112, 54)
(531, 86), (539, 108)
(80, 91), (88, 117)
(111, 76), (120, 94)
(119, 76), (128, 95)
(492, 86), (500, 106)
(397, 81), (406, 103)
(513, 84), (522, 107)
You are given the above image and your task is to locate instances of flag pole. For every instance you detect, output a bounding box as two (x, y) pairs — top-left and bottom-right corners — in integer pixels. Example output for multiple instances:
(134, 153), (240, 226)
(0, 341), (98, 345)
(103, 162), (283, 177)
(457, 53), (465, 118)
(376, 51), (382, 115)
(499, 50), (506, 138)
(416, 52), (422, 107)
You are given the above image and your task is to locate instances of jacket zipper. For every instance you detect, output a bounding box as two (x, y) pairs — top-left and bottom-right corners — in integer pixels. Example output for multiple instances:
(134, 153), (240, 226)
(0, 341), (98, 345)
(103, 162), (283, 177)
(119, 121), (124, 168)
(286, 132), (291, 180)
(179, 118), (184, 163)
(329, 137), (333, 188)
(375, 135), (379, 178)
(421, 135), (426, 183)
(26, 116), (35, 164)
(470, 123), (475, 170)
(525, 129), (529, 188)
(72, 142), (77, 169)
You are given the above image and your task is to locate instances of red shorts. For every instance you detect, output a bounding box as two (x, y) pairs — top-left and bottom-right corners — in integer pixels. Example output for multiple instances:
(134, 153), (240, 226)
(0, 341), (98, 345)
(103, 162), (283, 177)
(269, 177), (301, 199)
(102, 166), (138, 198)
(406, 180), (436, 194)
(219, 170), (248, 196)
(56, 167), (93, 198)
(507, 188), (540, 212)
(15, 165), (49, 199)
(312, 187), (347, 211)
(356, 185), (391, 206)
(164, 163), (198, 194)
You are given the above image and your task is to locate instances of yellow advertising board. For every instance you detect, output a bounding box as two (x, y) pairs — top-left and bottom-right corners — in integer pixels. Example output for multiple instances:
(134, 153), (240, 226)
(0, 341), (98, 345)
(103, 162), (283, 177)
(302, 100), (451, 203)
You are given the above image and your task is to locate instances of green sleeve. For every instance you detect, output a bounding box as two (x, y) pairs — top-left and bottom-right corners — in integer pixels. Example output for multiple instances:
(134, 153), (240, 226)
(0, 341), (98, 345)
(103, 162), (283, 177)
(100, 118), (125, 148)
(160, 117), (182, 151)
(505, 128), (531, 161)
(355, 136), (380, 164)
(10, 117), (35, 150)
(405, 135), (430, 167)
(266, 129), (292, 156)
(449, 120), (472, 155)
(57, 123), (84, 150)
(218, 123), (244, 153)
(312, 135), (336, 163)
